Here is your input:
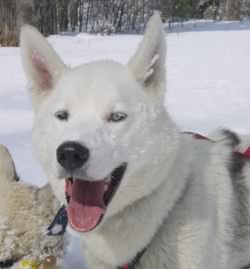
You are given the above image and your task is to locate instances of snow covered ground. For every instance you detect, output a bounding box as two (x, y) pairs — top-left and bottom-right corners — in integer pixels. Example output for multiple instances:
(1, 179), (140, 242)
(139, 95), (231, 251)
(1, 20), (250, 268)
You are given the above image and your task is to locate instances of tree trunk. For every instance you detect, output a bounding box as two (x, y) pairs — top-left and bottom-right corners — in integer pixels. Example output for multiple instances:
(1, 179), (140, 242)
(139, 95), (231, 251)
(0, 0), (17, 46)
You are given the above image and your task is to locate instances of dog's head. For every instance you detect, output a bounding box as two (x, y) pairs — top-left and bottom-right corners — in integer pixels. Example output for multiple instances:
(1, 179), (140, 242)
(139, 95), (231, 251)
(20, 13), (178, 233)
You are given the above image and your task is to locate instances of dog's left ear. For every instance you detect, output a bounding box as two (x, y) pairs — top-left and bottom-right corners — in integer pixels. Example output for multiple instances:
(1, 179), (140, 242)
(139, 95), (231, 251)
(128, 12), (166, 97)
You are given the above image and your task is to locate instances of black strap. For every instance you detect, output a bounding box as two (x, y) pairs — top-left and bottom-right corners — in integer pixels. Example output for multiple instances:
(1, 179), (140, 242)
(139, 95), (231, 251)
(241, 264), (250, 269)
(0, 258), (19, 268)
(117, 248), (146, 269)
(47, 205), (68, 236)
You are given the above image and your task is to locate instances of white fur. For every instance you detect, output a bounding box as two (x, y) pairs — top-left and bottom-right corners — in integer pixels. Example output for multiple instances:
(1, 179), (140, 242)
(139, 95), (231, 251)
(20, 12), (250, 269)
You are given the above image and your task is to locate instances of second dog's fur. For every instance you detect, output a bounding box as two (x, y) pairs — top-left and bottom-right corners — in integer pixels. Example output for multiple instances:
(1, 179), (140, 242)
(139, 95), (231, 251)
(0, 145), (65, 268)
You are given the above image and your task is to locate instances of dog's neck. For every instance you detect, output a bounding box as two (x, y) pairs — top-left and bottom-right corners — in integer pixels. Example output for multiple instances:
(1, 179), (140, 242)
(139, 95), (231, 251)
(81, 134), (194, 268)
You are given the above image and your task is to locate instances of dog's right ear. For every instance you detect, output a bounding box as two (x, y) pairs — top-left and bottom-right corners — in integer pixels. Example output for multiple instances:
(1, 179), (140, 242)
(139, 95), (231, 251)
(20, 25), (67, 107)
(0, 145), (18, 182)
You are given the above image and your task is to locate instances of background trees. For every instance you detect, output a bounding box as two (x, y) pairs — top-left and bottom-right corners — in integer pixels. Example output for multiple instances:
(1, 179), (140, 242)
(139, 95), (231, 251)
(0, 1), (17, 46)
(1, 0), (250, 46)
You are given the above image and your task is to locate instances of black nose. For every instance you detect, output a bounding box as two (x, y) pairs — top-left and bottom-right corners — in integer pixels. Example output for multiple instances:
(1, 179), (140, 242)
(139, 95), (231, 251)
(57, 142), (89, 171)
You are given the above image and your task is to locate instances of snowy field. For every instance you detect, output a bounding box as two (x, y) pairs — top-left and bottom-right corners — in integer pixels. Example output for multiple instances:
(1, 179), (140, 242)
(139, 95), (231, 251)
(1, 20), (250, 267)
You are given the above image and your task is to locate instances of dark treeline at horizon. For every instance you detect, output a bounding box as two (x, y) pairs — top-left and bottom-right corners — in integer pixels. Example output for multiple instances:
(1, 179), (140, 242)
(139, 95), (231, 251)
(0, 0), (249, 46)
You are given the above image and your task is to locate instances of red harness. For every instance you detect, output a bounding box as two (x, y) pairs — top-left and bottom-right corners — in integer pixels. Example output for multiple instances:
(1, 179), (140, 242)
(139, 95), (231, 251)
(119, 249), (146, 269)
(243, 147), (250, 158)
(189, 132), (250, 158)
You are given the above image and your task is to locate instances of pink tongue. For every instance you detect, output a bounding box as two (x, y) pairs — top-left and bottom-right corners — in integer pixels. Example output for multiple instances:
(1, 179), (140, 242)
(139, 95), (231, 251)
(66, 179), (106, 232)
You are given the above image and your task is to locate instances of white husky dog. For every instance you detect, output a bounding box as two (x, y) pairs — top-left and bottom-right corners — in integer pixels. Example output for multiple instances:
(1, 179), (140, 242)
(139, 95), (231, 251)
(20, 12), (250, 269)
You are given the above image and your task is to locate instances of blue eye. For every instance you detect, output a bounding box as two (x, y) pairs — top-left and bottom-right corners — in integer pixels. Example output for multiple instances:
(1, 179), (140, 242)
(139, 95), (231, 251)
(108, 112), (128, 122)
(55, 110), (69, 121)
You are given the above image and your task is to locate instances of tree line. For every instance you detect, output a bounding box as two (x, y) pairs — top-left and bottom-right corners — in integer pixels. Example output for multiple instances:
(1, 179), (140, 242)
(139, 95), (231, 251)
(1, 0), (250, 46)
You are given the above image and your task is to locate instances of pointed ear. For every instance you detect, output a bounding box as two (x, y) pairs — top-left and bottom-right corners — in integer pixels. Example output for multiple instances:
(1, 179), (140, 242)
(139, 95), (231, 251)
(0, 145), (18, 182)
(20, 25), (67, 106)
(128, 12), (166, 97)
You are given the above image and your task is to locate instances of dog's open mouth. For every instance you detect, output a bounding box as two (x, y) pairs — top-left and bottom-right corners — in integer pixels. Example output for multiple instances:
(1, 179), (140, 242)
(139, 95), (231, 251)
(65, 163), (127, 232)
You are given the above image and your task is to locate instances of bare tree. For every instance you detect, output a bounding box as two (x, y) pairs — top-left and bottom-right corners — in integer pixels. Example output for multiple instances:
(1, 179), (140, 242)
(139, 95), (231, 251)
(0, 0), (17, 46)
(223, 0), (240, 19)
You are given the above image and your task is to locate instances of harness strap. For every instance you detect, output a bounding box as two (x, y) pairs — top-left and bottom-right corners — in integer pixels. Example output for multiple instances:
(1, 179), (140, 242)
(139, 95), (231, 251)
(0, 259), (17, 268)
(242, 147), (250, 158)
(47, 205), (68, 236)
(182, 131), (213, 141)
(118, 248), (146, 269)
(241, 264), (250, 269)
(184, 132), (250, 159)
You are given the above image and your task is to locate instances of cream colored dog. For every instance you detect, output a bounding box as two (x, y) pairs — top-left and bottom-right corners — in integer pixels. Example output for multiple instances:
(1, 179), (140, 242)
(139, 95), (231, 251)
(0, 144), (65, 269)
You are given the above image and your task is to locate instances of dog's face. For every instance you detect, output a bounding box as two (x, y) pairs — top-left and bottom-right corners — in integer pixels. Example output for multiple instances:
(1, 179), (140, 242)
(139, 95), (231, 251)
(32, 62), (157, 181)
(20, 13), (174, 233)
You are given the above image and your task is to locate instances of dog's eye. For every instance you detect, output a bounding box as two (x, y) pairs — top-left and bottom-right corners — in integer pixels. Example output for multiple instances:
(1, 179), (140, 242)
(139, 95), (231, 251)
(55, 110), (69, 121)
(108, 112), (128, 122)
